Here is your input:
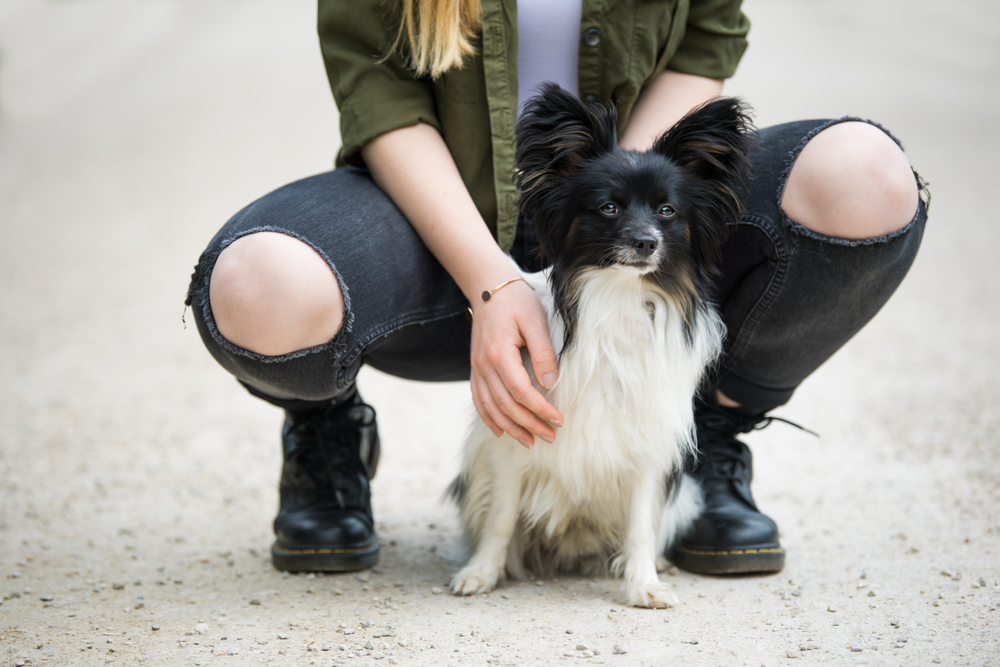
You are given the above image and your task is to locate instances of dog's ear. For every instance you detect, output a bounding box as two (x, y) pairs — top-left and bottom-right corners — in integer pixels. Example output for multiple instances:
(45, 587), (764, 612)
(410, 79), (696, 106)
(515, 83), (618, 216)
(653, 97), (755, 219)
(653, 97), (756, 267)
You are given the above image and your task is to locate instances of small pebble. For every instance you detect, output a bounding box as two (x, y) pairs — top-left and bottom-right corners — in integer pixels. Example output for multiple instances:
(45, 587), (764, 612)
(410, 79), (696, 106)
(932, 658), (942, 664)
(827, 605), (837, 612)
(151, 625), (160, 631)
(249, 599), (261, 605)
(940, 569), (955, 578)
(277, 633), (288, 640)
(612, 644), (626, 655)
(850, 647), (862, 653)
(112, 582), (125, 590)
(431, 587), (443, 595)
(195, 623), (208, 634)
(565, 629), (573, 634)
(790, 589), (801, 597)
(895, 642), (905, 649)
(575, 644), (588, 651)
(343, 629), (355, 635)
(322, 644), (332, 651)
(364, 640), (376, 650)
(786, 649), (799, 658)
(40, 594), (54, 602)
(890, 620), (899, 626)
(688, 639), (699, 645)
(867, 590), (876, 597)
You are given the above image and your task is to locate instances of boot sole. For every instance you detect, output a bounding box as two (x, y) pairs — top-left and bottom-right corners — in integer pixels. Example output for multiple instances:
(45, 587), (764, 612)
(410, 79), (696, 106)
(668, 544), (785, 575)
(271, 536), (380, 573)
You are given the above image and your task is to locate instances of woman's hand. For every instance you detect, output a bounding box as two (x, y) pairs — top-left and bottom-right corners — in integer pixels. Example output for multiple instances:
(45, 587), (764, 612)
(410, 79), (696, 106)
(469, 280), (563, 448)
(361, 122), (563, 445)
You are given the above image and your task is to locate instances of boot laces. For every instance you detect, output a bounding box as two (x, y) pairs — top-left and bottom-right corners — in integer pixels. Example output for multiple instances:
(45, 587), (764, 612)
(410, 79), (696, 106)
(286, 401), (372, 510)
(694, 401), (817, 483)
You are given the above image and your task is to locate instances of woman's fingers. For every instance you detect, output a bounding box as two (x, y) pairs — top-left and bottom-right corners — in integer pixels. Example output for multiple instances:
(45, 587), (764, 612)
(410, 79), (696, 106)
(521, 314), (560, 394)
(490, 350), (561, 435)
(482, 365), (554, 445)
(473, 373), (535, 447)
(470, 376), (503, 438)
(469, 280), (562, 443)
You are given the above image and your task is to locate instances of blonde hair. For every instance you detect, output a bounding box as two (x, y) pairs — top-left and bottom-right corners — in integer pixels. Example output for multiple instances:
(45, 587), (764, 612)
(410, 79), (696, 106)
(395, 0), (482, 79)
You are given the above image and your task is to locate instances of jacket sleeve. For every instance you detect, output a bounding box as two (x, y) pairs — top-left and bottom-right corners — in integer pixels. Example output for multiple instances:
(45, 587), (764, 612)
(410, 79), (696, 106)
(668, 0), (750, 80)
(318, 0), (440, 168)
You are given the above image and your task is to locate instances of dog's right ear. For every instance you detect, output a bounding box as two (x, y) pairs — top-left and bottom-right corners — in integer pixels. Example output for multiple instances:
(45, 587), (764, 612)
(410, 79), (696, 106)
(515, 83), (618, 219)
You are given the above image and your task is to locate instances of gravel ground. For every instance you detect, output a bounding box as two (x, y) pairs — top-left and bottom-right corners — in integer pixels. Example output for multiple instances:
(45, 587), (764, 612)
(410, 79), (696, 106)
(1, 1), (998, 665)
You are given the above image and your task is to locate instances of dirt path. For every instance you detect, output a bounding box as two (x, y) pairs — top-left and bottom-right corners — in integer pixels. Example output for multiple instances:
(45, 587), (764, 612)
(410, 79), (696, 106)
(1, 1), (997, 665)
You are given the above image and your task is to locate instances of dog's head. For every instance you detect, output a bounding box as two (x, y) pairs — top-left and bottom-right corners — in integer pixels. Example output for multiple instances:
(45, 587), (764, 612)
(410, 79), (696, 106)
(515, 83), (755, 299)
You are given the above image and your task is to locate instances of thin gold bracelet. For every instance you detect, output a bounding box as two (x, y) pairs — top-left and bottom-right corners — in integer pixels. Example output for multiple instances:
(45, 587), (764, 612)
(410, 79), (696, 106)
(466, 277), (526, 323)
(481, 277), (525, 302)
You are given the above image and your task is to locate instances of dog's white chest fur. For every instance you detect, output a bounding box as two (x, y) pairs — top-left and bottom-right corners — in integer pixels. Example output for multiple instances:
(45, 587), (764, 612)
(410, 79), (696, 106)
(451, 267), (723, 607)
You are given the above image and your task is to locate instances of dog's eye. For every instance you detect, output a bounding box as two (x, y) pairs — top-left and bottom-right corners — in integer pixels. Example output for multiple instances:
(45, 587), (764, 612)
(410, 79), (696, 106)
(600, 202), (619, 216)
(659, 204), (677, 218)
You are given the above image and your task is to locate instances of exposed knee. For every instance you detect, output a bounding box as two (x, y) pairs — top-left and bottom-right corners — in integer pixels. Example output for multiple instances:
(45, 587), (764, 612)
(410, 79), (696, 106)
(209, 231), (344, 356)
(781, 122), (919, 241)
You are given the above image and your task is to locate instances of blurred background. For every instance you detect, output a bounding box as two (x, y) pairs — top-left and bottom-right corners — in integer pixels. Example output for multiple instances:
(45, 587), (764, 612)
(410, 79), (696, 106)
(0, 0), (997, 663)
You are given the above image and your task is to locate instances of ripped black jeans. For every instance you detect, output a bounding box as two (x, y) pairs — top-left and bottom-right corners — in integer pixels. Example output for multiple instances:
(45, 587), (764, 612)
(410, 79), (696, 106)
(185, 118), (928, 413)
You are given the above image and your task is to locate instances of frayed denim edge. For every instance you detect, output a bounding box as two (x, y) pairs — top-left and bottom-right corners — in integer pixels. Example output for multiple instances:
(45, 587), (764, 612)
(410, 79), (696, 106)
(775, 116), (925, 248)
(193, 225), (355, 365)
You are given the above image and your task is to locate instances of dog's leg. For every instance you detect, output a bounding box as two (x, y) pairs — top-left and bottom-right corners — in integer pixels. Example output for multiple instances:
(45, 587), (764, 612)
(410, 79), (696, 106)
(450, 447), (522, 595)
(619, 472), (679, 609)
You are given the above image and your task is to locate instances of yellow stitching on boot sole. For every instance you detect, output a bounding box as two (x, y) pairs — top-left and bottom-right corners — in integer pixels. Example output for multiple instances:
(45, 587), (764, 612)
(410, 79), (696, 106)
(274, 541), (377, 556)
(677, 546), (784, 556)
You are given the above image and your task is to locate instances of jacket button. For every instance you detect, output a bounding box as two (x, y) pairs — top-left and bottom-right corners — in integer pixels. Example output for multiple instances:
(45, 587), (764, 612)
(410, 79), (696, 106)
(583, 28), (601, 46)
(583, 94), (600, 105)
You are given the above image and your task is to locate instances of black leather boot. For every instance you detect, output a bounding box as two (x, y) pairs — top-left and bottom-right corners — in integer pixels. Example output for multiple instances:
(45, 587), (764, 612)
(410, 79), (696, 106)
(668, 397), (785, 575)
(271, 388), (381, 572)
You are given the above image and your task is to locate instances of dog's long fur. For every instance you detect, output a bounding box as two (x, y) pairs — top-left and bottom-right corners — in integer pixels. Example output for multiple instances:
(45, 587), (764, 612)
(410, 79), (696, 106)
(450, 85), (755, 608)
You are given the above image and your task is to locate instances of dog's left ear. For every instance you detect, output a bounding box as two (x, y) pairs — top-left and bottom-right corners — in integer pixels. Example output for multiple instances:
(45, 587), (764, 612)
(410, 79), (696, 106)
(653, 98), (756, 256)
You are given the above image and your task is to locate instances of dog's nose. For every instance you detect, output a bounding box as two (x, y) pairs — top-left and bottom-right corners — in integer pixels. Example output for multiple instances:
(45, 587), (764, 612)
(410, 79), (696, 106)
(631, 235), (658, 258)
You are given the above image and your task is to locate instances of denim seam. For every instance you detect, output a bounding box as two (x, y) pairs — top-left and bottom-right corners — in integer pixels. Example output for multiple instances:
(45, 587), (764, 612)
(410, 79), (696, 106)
(193, 225), (354, 365)
(719, 213), (789, 367)
(776, 116), (927, 248)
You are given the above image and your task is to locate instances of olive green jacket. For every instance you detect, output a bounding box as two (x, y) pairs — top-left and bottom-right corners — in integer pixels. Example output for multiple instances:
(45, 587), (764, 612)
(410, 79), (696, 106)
(318, 0), (749, 252)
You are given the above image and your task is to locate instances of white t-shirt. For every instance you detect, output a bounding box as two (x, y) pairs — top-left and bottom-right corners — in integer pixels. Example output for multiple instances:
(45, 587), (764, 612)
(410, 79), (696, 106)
(516, 0), (583, 117)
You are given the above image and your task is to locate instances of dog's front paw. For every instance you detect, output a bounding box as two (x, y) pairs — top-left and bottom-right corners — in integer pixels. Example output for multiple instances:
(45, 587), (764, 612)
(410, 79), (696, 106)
(622, 580), (679, 609)
(450, 565), (501, 596)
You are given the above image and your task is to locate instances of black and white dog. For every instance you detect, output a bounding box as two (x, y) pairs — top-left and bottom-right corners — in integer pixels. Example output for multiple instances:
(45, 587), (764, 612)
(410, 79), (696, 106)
(450, 84), (755, 608)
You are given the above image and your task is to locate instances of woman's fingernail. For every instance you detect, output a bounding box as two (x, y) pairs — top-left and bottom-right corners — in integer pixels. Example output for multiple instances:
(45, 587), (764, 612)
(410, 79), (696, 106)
(517, 436), (534, 449)
(547, 418), (563, 428)
(491, 427), (503, 438)
(542, 372), (558, 389)
(539, 433), (554, 444)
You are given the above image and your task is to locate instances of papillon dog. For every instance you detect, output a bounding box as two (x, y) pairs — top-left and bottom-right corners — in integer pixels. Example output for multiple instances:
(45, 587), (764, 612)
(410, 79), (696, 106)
(449, 84), (755, 608)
